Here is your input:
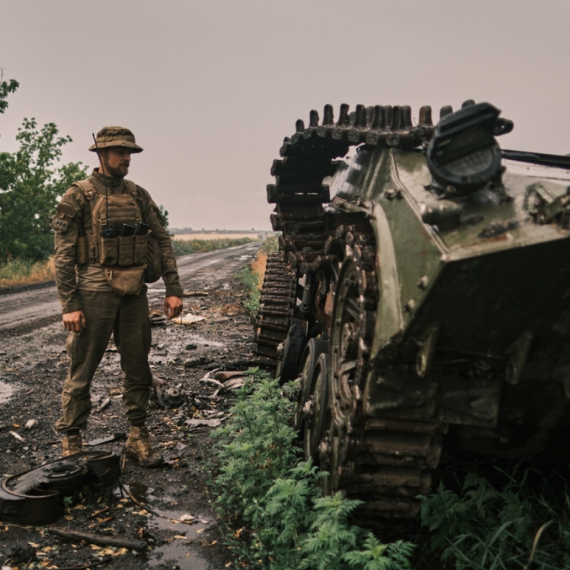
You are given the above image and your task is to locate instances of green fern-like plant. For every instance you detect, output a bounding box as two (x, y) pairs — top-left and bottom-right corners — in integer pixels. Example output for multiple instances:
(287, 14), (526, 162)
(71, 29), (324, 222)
(211, 371), (416, 570)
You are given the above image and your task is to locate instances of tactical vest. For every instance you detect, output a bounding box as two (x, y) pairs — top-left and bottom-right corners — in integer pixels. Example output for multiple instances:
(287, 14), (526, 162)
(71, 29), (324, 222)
(74, 179), (148, 268)
(74, 179), (151, 295)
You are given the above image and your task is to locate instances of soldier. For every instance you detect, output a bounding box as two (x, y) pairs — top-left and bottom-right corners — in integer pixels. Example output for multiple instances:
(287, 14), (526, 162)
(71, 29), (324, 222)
(52, 126), (183, 467)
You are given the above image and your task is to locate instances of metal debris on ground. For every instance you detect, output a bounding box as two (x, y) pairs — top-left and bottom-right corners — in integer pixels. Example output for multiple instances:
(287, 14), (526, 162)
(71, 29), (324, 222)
(149, 310), (167, 326)
(152, 377), (186, 408)
(87, 432), (125, 447)
(0, 451), (121, 525)
(174, 313), (206, 326)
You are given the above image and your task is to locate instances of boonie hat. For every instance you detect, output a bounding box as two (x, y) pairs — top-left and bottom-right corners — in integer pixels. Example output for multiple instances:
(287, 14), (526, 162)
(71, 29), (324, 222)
(89, 126), (143, 153)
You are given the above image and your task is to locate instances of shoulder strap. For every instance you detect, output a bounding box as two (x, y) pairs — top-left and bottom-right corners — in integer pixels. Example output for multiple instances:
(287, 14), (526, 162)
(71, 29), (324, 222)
(124, 179), (138, 198)
(74, 179), (98, 201)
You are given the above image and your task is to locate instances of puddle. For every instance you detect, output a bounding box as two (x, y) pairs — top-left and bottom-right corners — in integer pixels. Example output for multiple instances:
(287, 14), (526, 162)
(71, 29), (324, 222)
(121, 483), (212, 570)
(177, 335), (224, 348)
(0, 381), (15, 404)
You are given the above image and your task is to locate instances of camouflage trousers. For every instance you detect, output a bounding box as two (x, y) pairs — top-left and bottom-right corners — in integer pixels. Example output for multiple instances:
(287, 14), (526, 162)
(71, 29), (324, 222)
(55, 290), (152, 432)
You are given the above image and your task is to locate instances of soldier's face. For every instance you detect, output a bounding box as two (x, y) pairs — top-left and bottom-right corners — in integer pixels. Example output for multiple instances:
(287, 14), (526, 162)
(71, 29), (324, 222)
(101, 148), (131, 178)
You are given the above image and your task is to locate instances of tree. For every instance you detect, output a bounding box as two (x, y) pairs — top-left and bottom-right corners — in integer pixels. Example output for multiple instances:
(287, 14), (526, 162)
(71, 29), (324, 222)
(0, 73), (19, 115)
(0, 118), (88, 261)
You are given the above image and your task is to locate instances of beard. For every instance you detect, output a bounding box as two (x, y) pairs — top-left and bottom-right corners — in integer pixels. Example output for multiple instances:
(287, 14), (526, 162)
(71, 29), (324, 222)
(104, 162), (129, 178)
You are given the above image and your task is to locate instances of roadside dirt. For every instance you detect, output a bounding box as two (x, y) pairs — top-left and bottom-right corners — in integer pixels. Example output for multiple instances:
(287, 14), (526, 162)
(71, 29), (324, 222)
(0, 244), (261, 570)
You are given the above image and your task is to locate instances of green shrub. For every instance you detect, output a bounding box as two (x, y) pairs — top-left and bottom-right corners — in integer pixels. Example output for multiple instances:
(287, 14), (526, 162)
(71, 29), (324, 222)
(211, 371), (415, 570)
(236, 264), (261, 312)
(421, 470), (570, 569)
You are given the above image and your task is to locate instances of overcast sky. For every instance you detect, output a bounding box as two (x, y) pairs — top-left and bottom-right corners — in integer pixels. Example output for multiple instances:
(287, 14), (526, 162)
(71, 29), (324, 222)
(1, 0), (569, 230)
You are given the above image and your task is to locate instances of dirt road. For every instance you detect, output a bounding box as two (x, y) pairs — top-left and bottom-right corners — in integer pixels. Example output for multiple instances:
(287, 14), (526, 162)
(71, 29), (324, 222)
(0, 242), (260, 570)
(0, 242), (259, 333)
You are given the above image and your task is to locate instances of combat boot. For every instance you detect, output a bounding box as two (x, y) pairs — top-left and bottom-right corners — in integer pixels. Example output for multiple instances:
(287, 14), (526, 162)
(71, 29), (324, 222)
(62, 432), (82, 456)
(125, 425), (163, 467)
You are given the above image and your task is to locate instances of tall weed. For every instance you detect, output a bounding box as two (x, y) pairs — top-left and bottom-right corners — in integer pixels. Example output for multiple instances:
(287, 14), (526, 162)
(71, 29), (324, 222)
(211, 371), (415, 570)
(0, 257), (54, 288)
(236, 234), (279, 312)
(421, 470), (570, 569)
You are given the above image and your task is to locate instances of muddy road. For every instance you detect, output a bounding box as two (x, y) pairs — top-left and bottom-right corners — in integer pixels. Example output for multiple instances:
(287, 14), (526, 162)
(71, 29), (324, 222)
(0, 242), (259, 333)
(0, 242), (260, 570)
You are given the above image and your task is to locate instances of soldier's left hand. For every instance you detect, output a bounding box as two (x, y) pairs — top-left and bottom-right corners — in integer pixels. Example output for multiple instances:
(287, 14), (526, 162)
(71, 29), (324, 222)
(164, 296), (183, 319)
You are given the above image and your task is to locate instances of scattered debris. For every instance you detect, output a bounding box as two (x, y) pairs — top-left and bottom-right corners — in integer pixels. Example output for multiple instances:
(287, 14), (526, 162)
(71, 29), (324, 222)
(213, 371), (245, 381)
(24, 419), (37, 430)
(199, 373), (224, 389)
(97, 397), (111, 412)
(149, 311), (167, 326)
(9, 430), (25, 442)
(152, 377), (186, 408)
(174, 313), (206, 326)
(87, 432), (125, 447)
(224, 378), (246, 390)
(185, 419), (223, 428)
(182, 291), (209, 297)
(2, 541), (36, 567)
(48, 528), (146, 551)
(0, 451), (121, 524)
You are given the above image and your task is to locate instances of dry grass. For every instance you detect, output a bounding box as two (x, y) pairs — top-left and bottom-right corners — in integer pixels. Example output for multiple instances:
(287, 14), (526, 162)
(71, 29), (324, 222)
(250, 251), (267, 290)
(173, 232), (261, 241)
(0, 257), (55, 289)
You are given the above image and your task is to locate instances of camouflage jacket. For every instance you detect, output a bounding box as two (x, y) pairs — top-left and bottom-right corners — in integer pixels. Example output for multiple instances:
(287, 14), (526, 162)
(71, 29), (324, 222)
(53, 169), (183, 313)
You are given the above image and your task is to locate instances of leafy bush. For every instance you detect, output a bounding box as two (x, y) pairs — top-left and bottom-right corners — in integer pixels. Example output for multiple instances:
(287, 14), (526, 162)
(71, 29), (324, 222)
(421, 470), (570, 569)
(211, 371), (415, 570)
(236, 263), (261, 312)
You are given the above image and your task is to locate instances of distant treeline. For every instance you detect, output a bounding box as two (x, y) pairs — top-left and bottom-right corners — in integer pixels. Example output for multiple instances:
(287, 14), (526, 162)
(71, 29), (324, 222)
(171, 237), (255, 256)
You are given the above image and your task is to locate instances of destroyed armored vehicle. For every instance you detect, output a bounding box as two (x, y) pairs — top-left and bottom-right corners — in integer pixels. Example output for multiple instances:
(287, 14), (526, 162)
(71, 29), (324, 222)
(254, 101), (570, 521)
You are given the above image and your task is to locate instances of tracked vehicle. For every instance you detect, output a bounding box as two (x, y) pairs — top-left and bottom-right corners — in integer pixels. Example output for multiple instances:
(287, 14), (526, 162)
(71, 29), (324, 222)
(254, 101), (570, 521)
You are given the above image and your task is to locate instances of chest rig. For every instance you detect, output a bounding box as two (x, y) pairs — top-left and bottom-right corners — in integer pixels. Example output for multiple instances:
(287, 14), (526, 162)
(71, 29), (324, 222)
(75, 179), (149, 268)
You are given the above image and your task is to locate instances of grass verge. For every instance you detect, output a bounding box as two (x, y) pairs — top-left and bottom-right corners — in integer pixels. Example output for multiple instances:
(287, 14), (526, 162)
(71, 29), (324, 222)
(0, 257), (55, 289)
(236, 235), (278, 313)
(210, 370), (415, 570)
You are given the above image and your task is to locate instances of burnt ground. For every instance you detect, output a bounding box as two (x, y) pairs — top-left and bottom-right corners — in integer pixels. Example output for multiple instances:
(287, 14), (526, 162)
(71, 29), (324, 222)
(0, 243), (261, 570)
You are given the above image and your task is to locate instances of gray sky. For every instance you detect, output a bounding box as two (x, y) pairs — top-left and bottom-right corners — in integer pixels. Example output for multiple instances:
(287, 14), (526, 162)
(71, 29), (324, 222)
(1, 0), (569, 230)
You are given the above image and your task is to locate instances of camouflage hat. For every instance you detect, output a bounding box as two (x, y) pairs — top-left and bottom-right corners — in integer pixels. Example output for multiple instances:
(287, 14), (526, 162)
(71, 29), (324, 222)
(88, 126), (143, 153)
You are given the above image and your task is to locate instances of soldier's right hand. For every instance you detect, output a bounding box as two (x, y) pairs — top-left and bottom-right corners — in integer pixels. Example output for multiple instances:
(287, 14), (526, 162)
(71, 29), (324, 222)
(62, 310), (86, 333)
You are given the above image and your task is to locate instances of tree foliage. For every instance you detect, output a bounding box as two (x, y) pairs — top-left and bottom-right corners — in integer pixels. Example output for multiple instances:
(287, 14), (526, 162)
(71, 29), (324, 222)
(0, 118), (87, 262)
(0, 75), (19, 115)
